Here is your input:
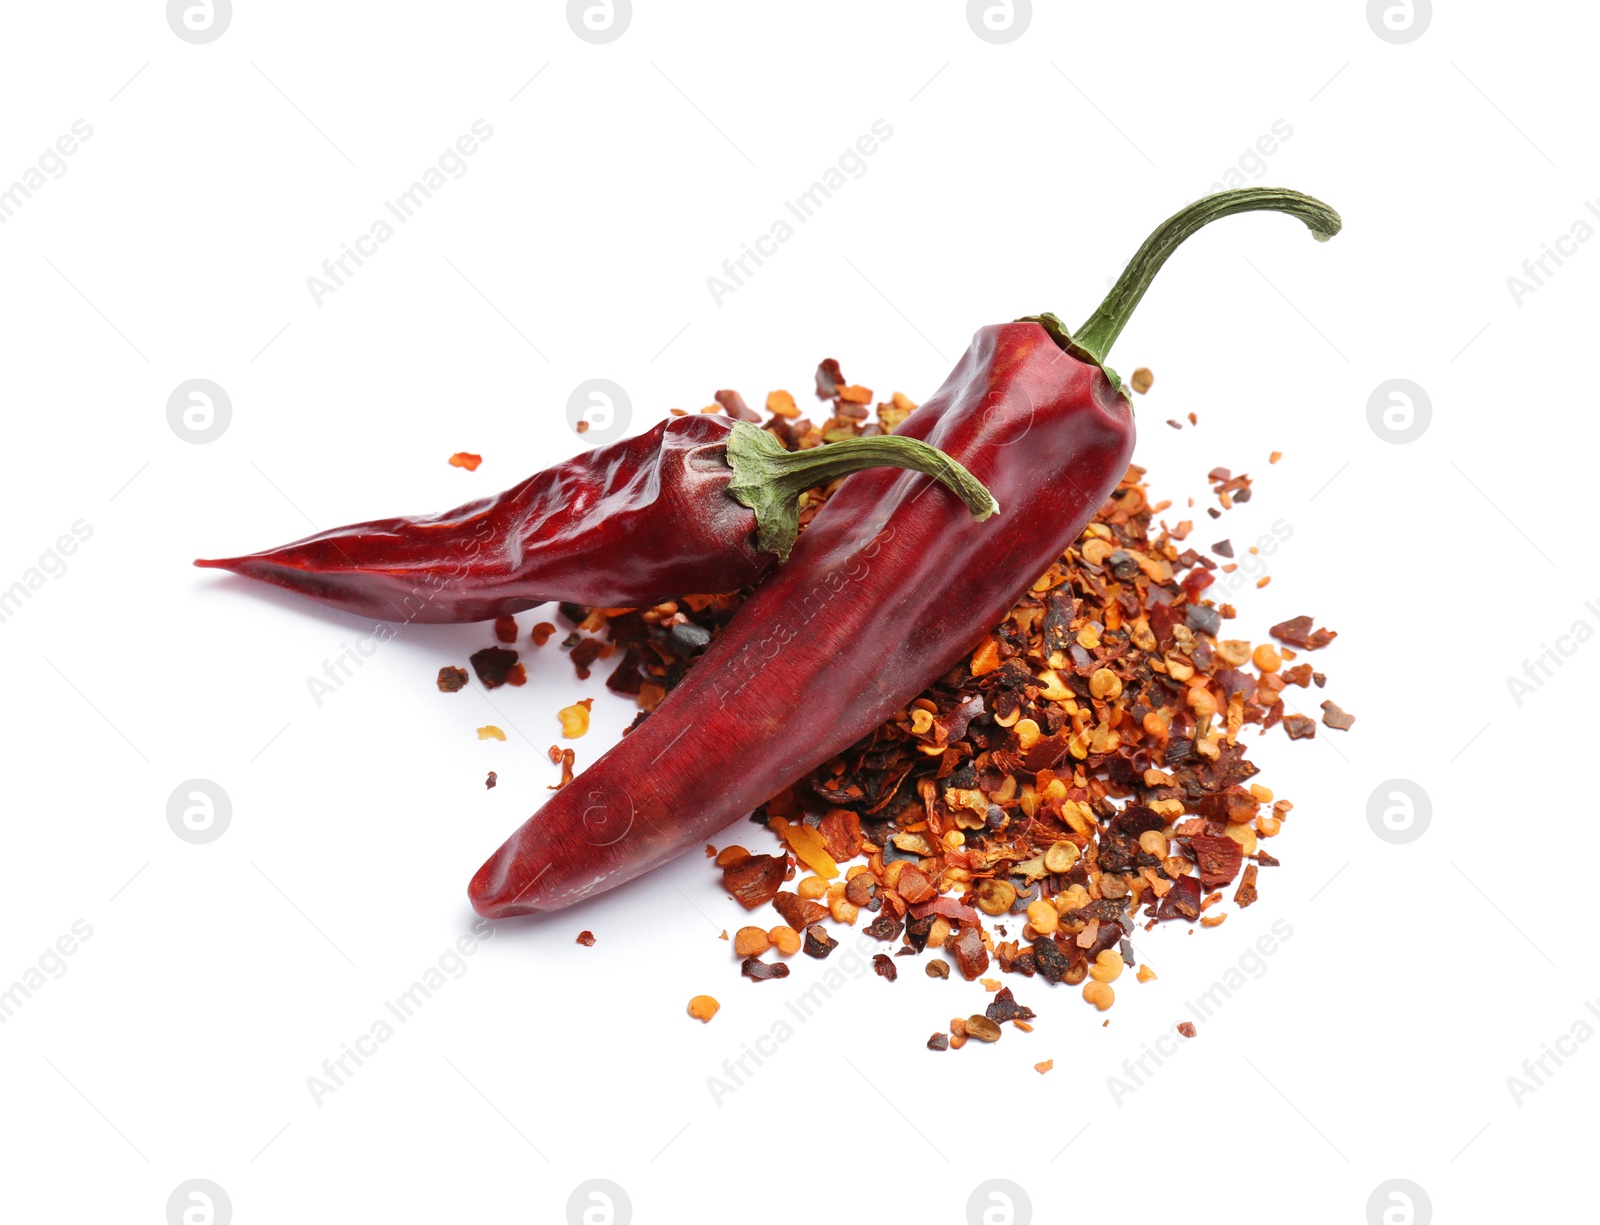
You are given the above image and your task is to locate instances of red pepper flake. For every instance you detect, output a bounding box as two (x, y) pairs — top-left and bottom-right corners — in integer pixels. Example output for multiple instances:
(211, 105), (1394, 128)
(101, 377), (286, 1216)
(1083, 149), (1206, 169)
(1166, 419), (1182, 430)
(837, 384), (874, 404)
(485, 771), (498, 789)
(546, 745), (576, 789)
(575, 930), (596, 947)
(950, 924), (990, 981)
(436, 665), (469, 692)
(448, 451), (482, 471)
(909, 896), (984, 927)
(771, 890), (828, 930)
(570, 637), (603, 680)
(505, 662), (528, 686)
(1234, 864), (1259, 908)
(1282, 714), (1318, 740)
(894, 864), (936, 904)
(1156, 876), (1203, 921)
(713, 389), (761, 422)
(1269, 615), (1338, 650)
(468, 646), (520, 689)
(1212, 539), (1233, 558)
(493, 615), (519, 644)
(741, 956), (789, 981)
(1320, 700), (1356, 730)
(531, 622), (557, 647)
(985, 987), (1036, 1023)
(817, 808), (863, 861)
(803, 924), (838, 958)
(814, 358), (845, 399)
(927, 1032), (949, 1051)
(872, 953), (898, 981)
(1177, 1021), (1197, 1038)
(723, 854), (788, 910)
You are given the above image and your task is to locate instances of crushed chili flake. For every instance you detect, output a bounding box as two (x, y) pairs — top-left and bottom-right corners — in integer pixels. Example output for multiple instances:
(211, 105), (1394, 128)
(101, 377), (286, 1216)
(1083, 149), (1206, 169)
(485, 771), (497, 789)
(741, 957), (789, 982)
(927, 1032), (949, 1051)
(493, 615), (518, 644)
(547, 745), (576, 789)
(1177, 1021), (1197, 1038)
(1320, 700), (1356, 730)
(872, 953), (898, 981)
(1270, 615), (1338, 650)
(1035, 1059), (1054, 1074)
(723, 854), (788, 910)
(554, 367), (1339, 1041)
(576, 930), (596, 947)
(1282, 714), (1317, 740)
(436, 666), (469, 693)
(469, 646), (520, 689)
(448, 451), (482, 471)
(803, 924), (837, 959)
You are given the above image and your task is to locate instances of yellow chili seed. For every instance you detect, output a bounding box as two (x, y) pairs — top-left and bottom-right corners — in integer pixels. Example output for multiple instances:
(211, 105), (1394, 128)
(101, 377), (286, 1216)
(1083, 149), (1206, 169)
(1083, 980), (1115, 1010)
(557, 703), (591, 738)
(1089, 668), (1123, 700)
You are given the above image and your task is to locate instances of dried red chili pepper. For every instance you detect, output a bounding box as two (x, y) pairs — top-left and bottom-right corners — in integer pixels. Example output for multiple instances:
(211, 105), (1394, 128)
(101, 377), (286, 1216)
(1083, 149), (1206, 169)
(470, 188), (1340, 918)
(194, 418), (996, 623)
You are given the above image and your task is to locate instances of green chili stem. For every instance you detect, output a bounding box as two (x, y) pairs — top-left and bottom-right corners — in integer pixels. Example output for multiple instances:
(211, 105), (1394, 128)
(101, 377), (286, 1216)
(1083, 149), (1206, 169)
(1074, 188), (1341, 366)
(1021, 188), (1341, 394)
(725, 420), (999, 561)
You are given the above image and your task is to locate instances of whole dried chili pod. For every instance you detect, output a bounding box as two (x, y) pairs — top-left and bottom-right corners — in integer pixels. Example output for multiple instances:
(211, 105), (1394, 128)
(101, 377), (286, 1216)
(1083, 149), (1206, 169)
(194, 417), (997, 623)
(470, 188), (1342, 917)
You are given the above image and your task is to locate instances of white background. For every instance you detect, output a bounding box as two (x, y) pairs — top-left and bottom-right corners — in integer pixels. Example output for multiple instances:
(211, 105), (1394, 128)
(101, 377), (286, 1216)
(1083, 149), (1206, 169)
(0, 2), (1588, 1222)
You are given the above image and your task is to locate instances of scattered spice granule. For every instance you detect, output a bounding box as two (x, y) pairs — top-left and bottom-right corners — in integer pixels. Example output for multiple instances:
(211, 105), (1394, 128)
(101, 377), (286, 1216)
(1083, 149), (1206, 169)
(468, 646), (520, 689)
(1269, 450), (1282, 464)
(687, 994), (719, 1022)
(485, 771), (497, 790)
(1035, 1059), (1054, 1074)
(1177, 1021), (1197, 1038)
(741, 957), (788, 982)
(1320, 700), (1355, 730)
(1166, 419), (1182, 430)
(1270, 615), (1337, 650)
(531, 622), (557, 647)
(558, 700), (592, 738)
(1188, 412), (1197, 425)
(576, 930), (596, 947)
(476, 725), (505, 742)
(927, 1032), (949, 1051)
(1282, 714), (1317, 740)
(1130, 367), (1154, 394)
(493, 615), (519, 644)
(448, 451), (482, 471)
(873, 953), (898, 981)
(547, 745), (576, 789)
(436, 666), (468, 693)
(561, 358), (1336, 1040)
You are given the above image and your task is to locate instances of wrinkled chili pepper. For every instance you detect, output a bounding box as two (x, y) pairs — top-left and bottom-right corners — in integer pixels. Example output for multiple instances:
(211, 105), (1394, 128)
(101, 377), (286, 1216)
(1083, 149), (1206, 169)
(470, 188), (1342, 917)
(194, 417), (996, 623)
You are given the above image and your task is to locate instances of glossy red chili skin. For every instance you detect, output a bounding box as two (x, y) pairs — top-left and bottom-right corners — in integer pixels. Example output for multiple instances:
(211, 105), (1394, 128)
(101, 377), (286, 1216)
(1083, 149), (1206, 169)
(194, 415), (773, 623)
(470, 322), (1135, 917)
